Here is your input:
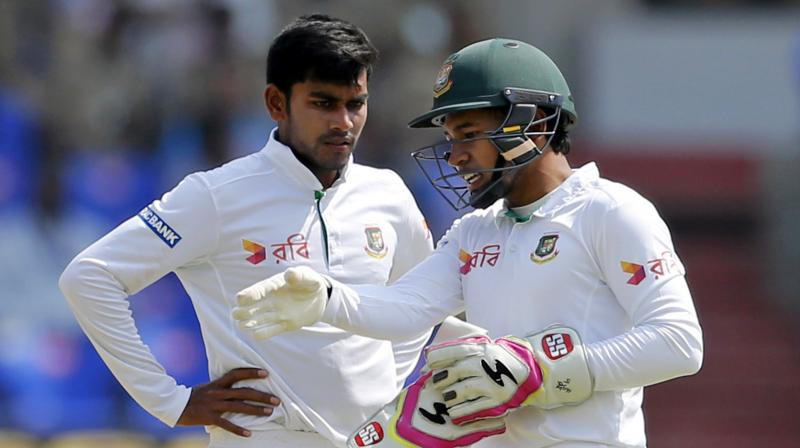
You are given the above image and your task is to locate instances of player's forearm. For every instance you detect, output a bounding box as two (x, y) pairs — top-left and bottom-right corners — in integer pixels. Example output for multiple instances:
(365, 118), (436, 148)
(59, 256), (191, 426)
(323, 279), (461, 341)
(585, 316), (703, 391)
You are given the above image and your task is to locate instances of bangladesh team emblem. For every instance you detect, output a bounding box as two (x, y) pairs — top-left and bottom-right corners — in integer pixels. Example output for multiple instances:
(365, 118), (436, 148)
(530, 233), (560, 264)
(433, 54), (458, 98)
(364, 226), (388, 259)
(433, 63), (453, 98)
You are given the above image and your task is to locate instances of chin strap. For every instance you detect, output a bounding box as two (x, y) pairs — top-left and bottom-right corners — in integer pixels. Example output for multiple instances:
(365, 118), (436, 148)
(500, 137), (537, 162)
(467, 153), (510, 209)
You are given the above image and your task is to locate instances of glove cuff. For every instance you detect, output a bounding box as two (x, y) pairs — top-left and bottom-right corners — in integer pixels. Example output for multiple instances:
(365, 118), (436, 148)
(523, 326), (594, 409)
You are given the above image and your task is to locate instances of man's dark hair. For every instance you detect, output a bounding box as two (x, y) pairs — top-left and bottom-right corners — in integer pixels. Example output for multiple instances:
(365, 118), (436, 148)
(266, 14), (378, 97)
(496, 105), (571, 155)
(548, 114), (571, 155)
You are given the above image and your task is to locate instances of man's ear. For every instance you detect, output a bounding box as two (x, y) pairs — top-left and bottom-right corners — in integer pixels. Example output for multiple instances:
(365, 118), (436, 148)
(265, 84), (288, 121)
(532, 107), (552, 149)
(533, 107), (550, 131)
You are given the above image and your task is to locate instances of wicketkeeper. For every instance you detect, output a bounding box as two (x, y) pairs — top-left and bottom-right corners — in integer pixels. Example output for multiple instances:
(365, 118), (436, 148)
(233, 38), (704, 448)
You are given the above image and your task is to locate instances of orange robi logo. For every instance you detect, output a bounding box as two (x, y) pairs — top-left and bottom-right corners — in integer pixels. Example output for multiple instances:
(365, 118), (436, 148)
(242, 239), (266, 265)
(458, 244), (501, 275)
(620, 261), (646, 285)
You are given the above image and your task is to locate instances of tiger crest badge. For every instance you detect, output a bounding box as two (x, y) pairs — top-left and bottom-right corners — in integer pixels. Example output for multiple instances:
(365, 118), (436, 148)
(433, 54), (458, 98)
(364, 226), (388, 259)
(530, 233), (560, 265)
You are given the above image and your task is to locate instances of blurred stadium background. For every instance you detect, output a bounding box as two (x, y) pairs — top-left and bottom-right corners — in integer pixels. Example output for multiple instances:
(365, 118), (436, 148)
(1, 0), (799, 447)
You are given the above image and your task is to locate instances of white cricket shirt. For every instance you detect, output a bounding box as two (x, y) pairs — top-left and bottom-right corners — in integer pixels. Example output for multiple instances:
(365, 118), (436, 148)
(59, 130), (434, 445)
(323, 163), (703, 448)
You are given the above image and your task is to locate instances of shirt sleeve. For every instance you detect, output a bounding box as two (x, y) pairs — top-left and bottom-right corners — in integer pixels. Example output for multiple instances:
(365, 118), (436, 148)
(387, 185), (434, 283)
(58, 173), (219, 426)
(385, 186), (437, 387)
(585, 197), (704, 391)
(323, 218), (466, 342)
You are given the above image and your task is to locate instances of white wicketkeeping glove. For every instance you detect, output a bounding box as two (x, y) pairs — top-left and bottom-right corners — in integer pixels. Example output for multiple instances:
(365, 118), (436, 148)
(231, 266), (329, 339)
(348, 370), (506, 448)
(425, 327), (593, 424)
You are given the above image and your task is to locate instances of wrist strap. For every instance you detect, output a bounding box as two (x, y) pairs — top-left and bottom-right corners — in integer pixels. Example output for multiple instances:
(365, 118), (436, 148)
(523, 326), (594, 409)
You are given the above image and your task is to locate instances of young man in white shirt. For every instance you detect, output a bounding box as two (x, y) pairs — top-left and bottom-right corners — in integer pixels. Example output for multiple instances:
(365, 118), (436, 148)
(60, 14), (439, 448)
(234, 38), (704, 448)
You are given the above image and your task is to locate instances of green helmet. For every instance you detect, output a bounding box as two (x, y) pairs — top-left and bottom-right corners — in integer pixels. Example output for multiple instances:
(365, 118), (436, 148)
(409, 38), (577, 210)
(409, 38), (577, 129)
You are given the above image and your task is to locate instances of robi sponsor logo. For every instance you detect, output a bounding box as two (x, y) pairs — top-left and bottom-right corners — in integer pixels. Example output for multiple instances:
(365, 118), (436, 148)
(620, 261), (645, 285)
(242, 234), (310, 265)
(621, 251), (683, 285)
(458, 244), (501, 275)
(242, 239), (266, 265)
(138, 206), (181, 248)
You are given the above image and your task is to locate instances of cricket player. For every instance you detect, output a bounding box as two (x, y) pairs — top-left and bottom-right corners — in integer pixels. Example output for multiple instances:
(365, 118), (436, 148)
(233, 39), (704, 448)
(59, 15), (443, 448)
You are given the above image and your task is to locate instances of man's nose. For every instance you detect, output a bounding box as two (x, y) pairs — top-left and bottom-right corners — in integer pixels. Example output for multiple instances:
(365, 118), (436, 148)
(329, 106), (354, 132)
(446, 143), (469, 167)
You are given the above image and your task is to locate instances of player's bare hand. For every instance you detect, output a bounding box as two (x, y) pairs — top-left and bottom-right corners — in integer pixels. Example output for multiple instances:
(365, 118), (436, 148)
(176, 367), (281, 437)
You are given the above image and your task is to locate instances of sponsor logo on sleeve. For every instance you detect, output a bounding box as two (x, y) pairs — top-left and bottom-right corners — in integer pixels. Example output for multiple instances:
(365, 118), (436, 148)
(647, 251), (683, 279)
(620, 261), (646, 285)
(138, 206), (181, 248)
(621, 251), (683, 285)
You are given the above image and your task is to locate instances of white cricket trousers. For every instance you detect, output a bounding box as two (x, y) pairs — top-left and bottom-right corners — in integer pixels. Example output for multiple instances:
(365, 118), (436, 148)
(209, 428), (338, 448)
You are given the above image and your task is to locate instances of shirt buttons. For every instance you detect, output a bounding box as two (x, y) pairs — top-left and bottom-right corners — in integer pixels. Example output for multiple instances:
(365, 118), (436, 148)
(510, 245), (518, 253)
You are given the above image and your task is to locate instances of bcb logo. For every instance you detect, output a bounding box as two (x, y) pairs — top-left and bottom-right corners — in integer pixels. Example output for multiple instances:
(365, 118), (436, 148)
(353, 422), (384, 446)
(542, 333), (573, 360)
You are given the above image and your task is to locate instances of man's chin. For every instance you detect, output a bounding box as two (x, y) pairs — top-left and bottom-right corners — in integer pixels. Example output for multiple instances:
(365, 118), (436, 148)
(467, 187), (494, 209)
(332, 153), (352, 167)
(468, 179), (508, 209)
(320, 156), (350, 173)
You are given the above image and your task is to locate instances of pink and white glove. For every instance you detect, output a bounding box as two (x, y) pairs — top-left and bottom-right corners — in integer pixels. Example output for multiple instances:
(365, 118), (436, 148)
(424, 327), (593, 424)
(348, 370), (506, 448)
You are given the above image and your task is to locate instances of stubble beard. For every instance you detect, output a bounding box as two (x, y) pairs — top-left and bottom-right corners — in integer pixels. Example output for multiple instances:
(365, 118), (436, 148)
(293, 137), (355, 177)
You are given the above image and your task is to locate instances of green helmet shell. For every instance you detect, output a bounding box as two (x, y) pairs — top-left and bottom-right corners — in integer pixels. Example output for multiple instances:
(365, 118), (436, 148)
(409, 38), (577, 130)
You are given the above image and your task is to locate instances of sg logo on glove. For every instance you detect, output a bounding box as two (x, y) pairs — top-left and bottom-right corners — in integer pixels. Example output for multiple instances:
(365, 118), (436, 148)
(352, 422), (384, 446)
(347, 371), (506, 448)
(541, 332), (573, 360)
